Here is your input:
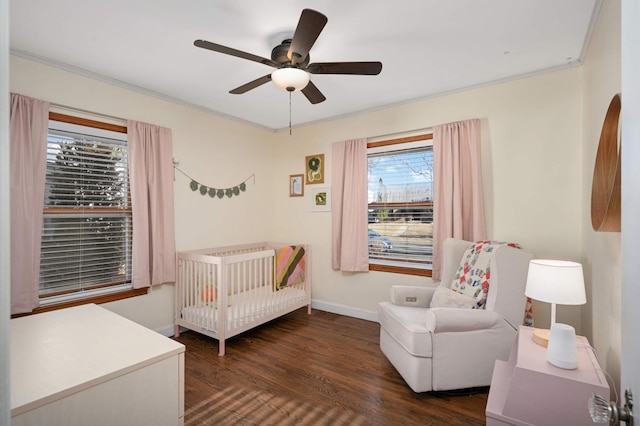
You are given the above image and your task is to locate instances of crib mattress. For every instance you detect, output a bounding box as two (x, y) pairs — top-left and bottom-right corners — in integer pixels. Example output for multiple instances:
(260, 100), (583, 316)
(180, 285), (307, 331)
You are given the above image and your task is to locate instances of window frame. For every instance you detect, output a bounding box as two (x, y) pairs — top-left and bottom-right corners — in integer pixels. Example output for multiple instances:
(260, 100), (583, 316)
(24, 112), (147, 316)
(367, 133), (433, 277)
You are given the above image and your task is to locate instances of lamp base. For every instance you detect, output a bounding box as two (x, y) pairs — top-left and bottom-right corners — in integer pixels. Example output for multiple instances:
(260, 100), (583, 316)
(532, 328), (550, 347)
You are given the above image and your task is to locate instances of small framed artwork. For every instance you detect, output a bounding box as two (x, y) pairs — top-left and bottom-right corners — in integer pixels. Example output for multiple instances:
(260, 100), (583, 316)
(289, 174), (304, 197)
(305, 154), (325, 185)
(310, 186), (331, 212)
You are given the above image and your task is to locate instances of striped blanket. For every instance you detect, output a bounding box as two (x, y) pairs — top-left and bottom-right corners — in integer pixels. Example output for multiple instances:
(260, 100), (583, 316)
(275, 245), (306, 290)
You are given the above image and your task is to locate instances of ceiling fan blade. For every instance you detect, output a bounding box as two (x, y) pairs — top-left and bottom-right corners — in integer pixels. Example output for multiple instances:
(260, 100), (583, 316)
(229, 74), (272, 94)
(194, 39), (277, 68)
(306, 62), (383, 75)
(288, 9), (327, 66)
(301, 81), (326, 104)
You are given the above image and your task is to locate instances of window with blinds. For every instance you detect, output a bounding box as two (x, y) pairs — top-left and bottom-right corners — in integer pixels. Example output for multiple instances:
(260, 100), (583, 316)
(367, 136), (433, 275)
(40, 120), (132, 303)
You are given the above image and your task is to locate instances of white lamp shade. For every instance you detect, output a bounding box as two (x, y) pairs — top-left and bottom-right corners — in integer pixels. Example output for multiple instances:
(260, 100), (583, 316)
(271, 68), (310, 92)
(525, 259), (586, 305)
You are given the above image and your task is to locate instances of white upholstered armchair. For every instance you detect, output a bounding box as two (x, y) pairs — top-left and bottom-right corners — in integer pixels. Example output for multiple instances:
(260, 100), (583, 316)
(378, 238), (533, 392)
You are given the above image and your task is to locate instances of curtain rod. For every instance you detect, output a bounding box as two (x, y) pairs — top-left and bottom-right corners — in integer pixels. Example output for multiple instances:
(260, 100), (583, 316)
(49, 102), (127, 124)
(368, 126), (433, 142)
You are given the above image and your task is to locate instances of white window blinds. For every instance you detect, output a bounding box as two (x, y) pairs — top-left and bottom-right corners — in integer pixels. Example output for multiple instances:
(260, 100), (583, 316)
(40, 122), (132, 297)
(367, 142), (433, 270)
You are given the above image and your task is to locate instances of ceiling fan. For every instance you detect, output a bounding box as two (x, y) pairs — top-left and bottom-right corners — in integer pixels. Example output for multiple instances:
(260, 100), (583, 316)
(194, 8), (383, 104)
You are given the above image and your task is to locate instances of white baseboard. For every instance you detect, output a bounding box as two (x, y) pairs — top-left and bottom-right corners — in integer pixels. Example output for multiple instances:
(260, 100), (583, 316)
(311, 299), (378, 323)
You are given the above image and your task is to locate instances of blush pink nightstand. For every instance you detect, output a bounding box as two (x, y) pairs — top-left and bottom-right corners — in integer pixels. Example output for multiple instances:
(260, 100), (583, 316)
(486, 326), (609, 426)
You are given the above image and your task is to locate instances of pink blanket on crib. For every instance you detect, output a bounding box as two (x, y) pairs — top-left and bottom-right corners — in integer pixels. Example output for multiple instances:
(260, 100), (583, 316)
(276, 246), (306, 290)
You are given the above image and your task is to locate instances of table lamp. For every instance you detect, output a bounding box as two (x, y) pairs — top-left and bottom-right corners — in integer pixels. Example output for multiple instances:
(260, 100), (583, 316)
(524, 259), (586, 369)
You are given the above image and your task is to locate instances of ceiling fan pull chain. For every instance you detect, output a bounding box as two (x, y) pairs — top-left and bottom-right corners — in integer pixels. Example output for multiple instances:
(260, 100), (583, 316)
(289, 89), (292, 135)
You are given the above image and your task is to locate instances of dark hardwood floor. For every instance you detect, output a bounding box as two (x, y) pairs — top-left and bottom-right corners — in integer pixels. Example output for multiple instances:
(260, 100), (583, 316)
(173, 307), (488, 426)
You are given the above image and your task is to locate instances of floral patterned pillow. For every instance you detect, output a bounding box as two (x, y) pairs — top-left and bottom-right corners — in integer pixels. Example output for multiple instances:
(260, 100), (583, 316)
(450, 241), (519, 309)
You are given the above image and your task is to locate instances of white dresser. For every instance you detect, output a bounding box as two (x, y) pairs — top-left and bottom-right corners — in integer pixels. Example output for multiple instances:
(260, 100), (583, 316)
(11, 304), (185, 426)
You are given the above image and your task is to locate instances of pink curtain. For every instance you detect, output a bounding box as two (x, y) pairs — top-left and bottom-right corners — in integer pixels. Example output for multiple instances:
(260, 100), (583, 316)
(331, 138), (369, 272)
(128, 120), (176, 288)
(10, 94), (49, 315)
(432, 119), (486, 280)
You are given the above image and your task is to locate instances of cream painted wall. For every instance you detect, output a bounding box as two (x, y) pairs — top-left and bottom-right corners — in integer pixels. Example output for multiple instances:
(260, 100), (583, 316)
(581, 0), (622, 390)
(271, 69), (585, 327)
(10, 52), (587, 334)
(10, 55), (278, 334)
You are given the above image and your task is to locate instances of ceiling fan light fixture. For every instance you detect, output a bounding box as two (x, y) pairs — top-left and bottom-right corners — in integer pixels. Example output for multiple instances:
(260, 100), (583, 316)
(271, 68), (310, 92)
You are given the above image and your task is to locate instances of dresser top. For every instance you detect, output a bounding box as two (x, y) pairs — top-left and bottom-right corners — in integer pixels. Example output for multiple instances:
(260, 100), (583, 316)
(11, 304), (185, 415)
(516, 326), (607, 386)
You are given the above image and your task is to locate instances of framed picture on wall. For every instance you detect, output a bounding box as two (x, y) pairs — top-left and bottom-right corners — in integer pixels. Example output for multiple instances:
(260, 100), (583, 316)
(289, 174), (304, 197)
(305, 154), (325, 184)
(310, 186), (331, 212)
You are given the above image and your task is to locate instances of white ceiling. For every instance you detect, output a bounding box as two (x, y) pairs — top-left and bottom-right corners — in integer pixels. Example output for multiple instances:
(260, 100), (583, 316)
(10, 0), (601, 132)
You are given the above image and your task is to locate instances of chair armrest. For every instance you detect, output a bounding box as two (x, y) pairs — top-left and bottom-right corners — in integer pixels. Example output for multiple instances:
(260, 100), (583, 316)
(425, 308), (503, 333)
(390, 285), (437, 308)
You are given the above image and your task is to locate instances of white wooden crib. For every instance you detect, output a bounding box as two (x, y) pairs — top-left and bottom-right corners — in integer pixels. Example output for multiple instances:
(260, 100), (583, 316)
(174, 242), (311, 356)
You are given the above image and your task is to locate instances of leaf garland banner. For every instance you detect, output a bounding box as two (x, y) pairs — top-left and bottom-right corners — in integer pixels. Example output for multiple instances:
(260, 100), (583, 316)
(175, 167), (254, 200)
